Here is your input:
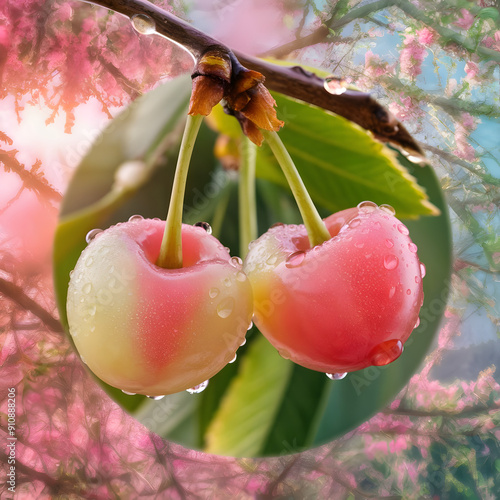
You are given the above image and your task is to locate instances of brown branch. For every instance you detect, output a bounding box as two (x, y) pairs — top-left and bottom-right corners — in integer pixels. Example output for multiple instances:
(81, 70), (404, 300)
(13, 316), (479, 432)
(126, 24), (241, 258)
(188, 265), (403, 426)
(80, 0), (424, 158)
(0, 148), (62, 202)
(0, 277), (63, 333)
(382, 401), (500, 419)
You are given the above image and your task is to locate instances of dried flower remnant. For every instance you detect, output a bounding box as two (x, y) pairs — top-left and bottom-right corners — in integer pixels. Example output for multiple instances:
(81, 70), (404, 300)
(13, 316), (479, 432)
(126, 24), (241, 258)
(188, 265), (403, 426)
(188, 49), (283, 145)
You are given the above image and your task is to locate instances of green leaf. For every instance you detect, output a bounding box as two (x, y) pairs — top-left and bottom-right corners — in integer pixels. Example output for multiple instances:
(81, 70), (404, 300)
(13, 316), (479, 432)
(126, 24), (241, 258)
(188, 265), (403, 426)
(477, 7), (499, 20)
(203, 335), (293, 457)
(256, 93), (439, 219)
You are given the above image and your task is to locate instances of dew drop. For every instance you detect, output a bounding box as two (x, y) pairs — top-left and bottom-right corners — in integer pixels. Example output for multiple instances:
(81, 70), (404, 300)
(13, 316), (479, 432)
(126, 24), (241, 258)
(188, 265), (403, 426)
(415, 275), (421, 284)
(122, 390), (136, 396)
(236, 271), (247, 282)
(285, 251), (306, 268)
(147, 395), (165, 400)
(380, 204), (396, 215)
(278, 349), (291, 359)
(397, 223), (409, 236)
(69, 270), (74, 279)
(354, 241), (365, 249)
(230, 256), (243, 268)
(414, 317), (420, 329)
(385, 239), (394, 249)
(223, 278), (232, 288)
(128, 214), (144, 222)
(247, 321), (253, 331)
(349, 218), (361, 228)
(370, 339), (403, 366)
(388, 286), (396, 299)
(82, 283), (92, 294)
(217, 297), (234, 318)
(240, 337), (247, 346)
(229, 354), (237, 364)
(384, 254), (399, 270)
(194, 221), (212, 234)
(86, 228), (103, 243)
(85, 256), (94, 267)
(406, 289), (411, 295)
(266, 254), (278, 265)
(408, 242), (418, 253)
(209, 287), (219, 299)
(131, 13), (156, 34)
(270, 222), (285, 229)
(324, 76), (347, 95)
(88, 305), (97, 316)
(420, 262), (427, 278)
(186, 380), (209, 394)
(80, 355), (87, 365)
(326, 372), (347, 380)
(357, 200), (378, 212)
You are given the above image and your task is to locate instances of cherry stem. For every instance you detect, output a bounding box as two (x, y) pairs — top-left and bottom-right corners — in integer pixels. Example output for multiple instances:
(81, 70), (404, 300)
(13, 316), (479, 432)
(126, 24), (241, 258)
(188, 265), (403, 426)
(157, 114), (204, 269)
(238, 137), (258, 259)
(262, 130), (331, 248)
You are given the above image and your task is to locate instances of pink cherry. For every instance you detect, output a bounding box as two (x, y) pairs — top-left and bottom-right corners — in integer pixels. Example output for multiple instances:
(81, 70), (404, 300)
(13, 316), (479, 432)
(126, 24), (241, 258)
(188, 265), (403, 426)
(67, 218), (253, 396)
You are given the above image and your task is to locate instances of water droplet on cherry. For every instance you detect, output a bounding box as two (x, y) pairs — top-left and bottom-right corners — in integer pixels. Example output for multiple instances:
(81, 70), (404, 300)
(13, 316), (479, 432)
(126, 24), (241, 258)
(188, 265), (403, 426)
(230, 256), (243, 268)
(388, 286), (396, 299)
(357, 200), (378, 212)
(128, 214), (144, 222)
(380, 204), (396, 215)
(194, 221), (212, 234)
(349, 218), (361, 228)
(229, 354), (237, 364)
(385, 239), (394, 248)
(354, 241), (365, 249)
(217, 297), (234, 318)
(88, 305), (97, 316)
(85, 256), (94, 267)
(69, 270), (74, 278)
(86, 228), (103, 243)
(370, 339), (403, 366)
(186, 380), (209, 394)
(285, 251), (306, 268)
(415, 276), (421, 284)
(278, 349), (291, 359)
(406, 289), (411, 295)
(397, 224), (409, 235)
(209, 287), (219, 299)
(147, 395), (165, 400)
(408, 242), (418, 253)
(236, 271), (247, 282)
(247, 321), (253, 331)
(414, 317), (420, 329)
(266, 254), (278, 265)
(420, 262), (427, 278)
(240, 337), (247, 346)
(384, 254), (399, 270)
(131, 13), (156, 34)
(82, 283), (92, 294)
(326, 372), (347, 380)
(122, 390), (136, 396)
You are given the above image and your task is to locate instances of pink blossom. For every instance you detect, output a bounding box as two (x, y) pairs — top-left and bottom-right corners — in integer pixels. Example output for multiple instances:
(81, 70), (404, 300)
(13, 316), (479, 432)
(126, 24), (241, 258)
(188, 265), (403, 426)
(417, 27), (435, 45)
(389, 93), (424, 121)
(453, 113), (478, 161)
(400, 33), (427, 79)
(364, 435), (388, 460)
(464, 61), (480, 84)
(453, 9), (475, 30)
(389, 435), (408, 454)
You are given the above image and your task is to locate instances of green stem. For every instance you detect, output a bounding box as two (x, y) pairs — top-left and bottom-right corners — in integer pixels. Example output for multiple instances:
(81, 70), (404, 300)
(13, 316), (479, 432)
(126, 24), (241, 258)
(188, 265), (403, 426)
(262, 130), (331, 248)
(238, 137), (258, 258)
(157, 114), (204, 269)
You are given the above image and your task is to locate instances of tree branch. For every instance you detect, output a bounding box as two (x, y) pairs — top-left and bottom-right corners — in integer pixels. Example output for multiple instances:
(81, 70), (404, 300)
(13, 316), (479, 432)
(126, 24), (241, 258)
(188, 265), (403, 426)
(80, 0), (424, 158)
(0, 277), (63, 333)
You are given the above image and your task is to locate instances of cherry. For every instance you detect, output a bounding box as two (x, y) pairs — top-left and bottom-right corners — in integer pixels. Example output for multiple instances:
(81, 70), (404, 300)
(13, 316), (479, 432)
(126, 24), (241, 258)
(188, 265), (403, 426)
(66, 217), (253, 396)
(243, 202), (424, 375)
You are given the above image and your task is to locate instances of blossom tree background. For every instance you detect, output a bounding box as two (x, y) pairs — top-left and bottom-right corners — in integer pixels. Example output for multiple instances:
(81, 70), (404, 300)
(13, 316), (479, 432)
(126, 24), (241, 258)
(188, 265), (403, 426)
(1, 0), (499, 498)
